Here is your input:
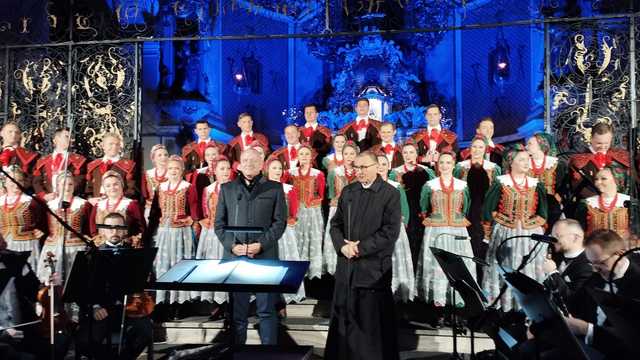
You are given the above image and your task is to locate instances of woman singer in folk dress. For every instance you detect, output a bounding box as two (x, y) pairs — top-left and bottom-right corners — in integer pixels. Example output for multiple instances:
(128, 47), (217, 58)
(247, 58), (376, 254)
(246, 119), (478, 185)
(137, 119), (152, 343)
(287, 145), (325, 280)
(453, 135), (501, 282)
(323, 141), (359, 276)
(89, 170), (146, 246)
(417, 151), (475, 310)
(153, 155), (201, 305)
(141, 144), (169, 220)
(0, 166), (46, 270)
(192, 156), (233, 309)
(322, 134), (347, 172)
(575, 166), (631, 241)
(264, 158), (306, 304)
(376, 154), (416, 302)
(36, 172), (93, 283)
(482, 146), (548, 312)
(389, 141), (435, 269)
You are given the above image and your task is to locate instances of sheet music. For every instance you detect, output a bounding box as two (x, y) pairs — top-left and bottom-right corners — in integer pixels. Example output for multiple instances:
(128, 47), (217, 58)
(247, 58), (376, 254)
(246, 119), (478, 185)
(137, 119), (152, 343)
(225, 261), (287, 285)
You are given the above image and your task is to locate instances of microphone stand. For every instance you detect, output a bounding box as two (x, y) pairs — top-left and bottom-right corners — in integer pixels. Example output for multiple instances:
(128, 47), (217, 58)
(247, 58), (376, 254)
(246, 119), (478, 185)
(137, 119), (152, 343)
(0, 161), (95, 360)
(488, 235), (546, 309)
(433, 232), (475, 360)
(608, 246), (640, 294)
(346, 197), (353, 360)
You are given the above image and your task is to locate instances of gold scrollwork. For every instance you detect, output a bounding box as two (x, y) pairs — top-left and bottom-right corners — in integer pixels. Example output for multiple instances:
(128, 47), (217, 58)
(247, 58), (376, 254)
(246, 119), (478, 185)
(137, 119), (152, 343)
(574, 34), (588, 74)
(75, 13), (98, 37)
(13, 57), (63, 103)
(609, 76), (628, 111)
(80, 48), (127, 97)
(0, 21), (11, 32)
(597, 36), (614, 75)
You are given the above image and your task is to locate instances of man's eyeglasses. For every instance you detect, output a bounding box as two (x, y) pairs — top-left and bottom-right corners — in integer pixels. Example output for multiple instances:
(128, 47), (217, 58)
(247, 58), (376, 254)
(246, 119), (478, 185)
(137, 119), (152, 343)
(592, 253), (617, 266)
(353, 163), (377, 171)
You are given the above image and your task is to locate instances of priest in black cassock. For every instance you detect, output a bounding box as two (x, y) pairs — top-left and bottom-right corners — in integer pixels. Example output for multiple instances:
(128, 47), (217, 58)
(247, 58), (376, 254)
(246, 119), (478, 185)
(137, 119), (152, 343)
(324, 151), (401, 360)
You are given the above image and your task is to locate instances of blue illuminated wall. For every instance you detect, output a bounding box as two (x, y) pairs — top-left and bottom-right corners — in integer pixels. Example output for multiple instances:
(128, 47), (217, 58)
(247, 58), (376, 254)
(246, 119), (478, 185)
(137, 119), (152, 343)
(457, 1), (544, 140)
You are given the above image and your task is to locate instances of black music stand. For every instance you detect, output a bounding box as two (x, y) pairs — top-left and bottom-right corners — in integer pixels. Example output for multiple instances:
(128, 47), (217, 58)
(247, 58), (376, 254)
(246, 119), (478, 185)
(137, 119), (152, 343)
(63, 247), (158, 359)
(152, 257), (309, 358)
(586, 288), (640, 358)
(502, 270), (589, 360)
(430, 247), (487, 359)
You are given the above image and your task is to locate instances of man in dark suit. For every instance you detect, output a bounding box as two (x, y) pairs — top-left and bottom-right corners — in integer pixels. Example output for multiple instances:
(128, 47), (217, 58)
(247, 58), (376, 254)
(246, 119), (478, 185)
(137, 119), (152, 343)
(324, 151), (402, 360)
(214, 148), (287, 345)
(339, 98), (382, 152)
(76, 212), (153, 360)
(564, 229), (640, 359)
(542, 219), (593, 314)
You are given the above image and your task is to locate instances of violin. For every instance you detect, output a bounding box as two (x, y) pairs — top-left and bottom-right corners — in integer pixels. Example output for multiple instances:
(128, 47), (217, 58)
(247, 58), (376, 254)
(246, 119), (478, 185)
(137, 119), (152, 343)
(37, 251), (73, 338)
(124, 235), (155, 318)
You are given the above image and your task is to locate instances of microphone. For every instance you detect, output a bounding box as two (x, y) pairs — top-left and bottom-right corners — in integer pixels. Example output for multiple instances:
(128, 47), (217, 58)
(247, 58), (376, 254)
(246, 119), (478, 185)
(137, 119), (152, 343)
(435, 233), (471, 241)
(233, 193), (244, 256)
(347, 197), (353, 243)
(530, 234), (558, 244)
(457, 253), (490, 267)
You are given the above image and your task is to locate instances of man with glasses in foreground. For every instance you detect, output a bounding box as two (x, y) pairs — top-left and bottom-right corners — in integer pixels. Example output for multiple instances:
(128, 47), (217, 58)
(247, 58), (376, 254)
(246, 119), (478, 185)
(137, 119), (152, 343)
(542, 219), (593, 314)
(563, 229), (640, 359)
(324, 151), (402, 360)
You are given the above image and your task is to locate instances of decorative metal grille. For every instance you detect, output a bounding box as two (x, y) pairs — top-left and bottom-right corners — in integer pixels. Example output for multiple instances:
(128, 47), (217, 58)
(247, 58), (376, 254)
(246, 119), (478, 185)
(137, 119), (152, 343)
(549, 19), (633, 152)
(71, 44), (138, 158)
(1, 44), (139, 157)
(7, 47), (69, 152)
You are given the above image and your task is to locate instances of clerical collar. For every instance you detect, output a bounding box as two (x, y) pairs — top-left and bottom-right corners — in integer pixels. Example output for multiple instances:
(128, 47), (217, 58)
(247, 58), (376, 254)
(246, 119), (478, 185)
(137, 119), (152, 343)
(359, 175), (382, 191)
(105, 240), (123, 247)
(563, 248), (584, 259)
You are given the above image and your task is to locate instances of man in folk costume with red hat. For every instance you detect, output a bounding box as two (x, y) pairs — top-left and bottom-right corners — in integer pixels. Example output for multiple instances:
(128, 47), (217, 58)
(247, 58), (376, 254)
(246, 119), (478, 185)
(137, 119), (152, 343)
(339, 98), (382, 152)
(565, 122), (630, 217)
(226, 112), (270, 169)
(460, 117), (504, 165)
(181, 119), (226, 174)
(0, 122), (38, 188)
(410, 104), (459, 168)
(299, 104), (332, 168)
(85, 132), (138, 202)
(33, 127), (87, 201)
(369, 122), (403, 168)
(270, 125), (304, 172)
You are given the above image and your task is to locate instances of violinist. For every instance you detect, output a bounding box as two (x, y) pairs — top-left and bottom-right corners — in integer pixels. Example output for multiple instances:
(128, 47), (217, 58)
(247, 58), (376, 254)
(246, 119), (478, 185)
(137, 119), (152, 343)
(0, 235), (46, 360)
(76, 212), (153, 360)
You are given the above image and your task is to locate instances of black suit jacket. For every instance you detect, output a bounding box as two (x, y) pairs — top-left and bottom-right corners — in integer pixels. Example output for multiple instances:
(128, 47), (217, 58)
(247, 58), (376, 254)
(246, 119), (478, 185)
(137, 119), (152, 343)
(330, 176), (401, 289)
(572, 260), (640, 359)
(543, 251), (593, 314)
(214, 174), (287, 260)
